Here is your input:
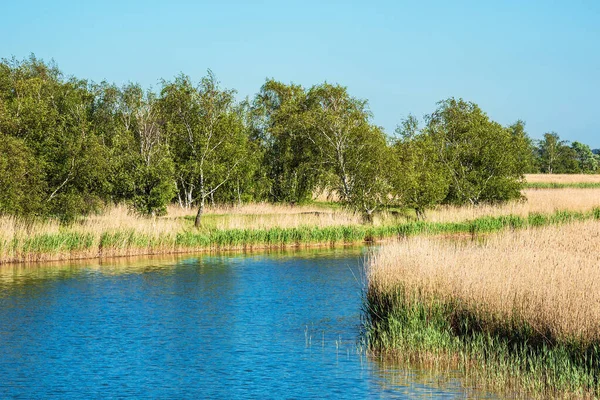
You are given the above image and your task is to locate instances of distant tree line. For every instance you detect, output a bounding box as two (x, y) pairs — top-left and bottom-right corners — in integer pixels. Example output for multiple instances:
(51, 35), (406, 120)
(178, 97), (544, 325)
(0, 56), (596, 223)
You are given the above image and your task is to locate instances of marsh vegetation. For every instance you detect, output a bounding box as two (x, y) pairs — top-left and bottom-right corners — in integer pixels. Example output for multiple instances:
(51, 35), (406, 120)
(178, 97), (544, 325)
(365, 184), (600, 397)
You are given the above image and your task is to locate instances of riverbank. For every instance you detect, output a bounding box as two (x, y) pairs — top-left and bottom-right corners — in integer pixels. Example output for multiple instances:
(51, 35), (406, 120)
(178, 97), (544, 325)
(364, 220), (600, 398)
(2, 206), (599, 265)
(3, 186), (600, 265)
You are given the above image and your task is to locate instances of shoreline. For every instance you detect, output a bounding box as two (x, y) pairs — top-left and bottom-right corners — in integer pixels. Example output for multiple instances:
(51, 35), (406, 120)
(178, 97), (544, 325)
(2, 207), (598, 266)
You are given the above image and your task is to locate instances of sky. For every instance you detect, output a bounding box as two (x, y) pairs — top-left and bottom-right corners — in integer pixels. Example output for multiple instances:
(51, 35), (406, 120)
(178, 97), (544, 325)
(2, 0), (599, 147)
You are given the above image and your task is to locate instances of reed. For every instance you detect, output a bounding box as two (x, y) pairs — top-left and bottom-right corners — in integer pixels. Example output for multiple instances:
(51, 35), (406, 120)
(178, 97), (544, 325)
(365, 220), (600, 397)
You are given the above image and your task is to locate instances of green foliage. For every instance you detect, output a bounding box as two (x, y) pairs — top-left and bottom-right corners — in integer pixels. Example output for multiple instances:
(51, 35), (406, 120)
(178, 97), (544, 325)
(0, 55), (597, 222)
(252, 79), (319, 203)
(160, 71), (250, 225)
(0, 134), (45, 215)
(392, 115), (449, 218)
(571, 141), (598, 173)
(424, 98), (527, 205)
(537, 132), (579, 174)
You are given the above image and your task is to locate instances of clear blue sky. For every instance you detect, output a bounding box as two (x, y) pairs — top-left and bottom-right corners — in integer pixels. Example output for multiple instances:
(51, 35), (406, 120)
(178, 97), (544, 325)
(2, 0), (599, 147)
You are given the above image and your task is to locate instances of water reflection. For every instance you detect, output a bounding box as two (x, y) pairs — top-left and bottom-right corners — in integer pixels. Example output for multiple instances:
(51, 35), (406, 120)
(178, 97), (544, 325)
(0, 248), (497, 399)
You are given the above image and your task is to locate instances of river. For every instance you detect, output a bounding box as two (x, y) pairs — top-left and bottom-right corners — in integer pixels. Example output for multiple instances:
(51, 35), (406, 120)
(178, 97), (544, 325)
(0, 248), (492, 398)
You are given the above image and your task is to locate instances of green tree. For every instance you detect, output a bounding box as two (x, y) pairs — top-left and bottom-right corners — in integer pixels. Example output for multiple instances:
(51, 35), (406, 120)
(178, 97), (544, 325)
(391, 115), (449, 219)
(252, 80), (318, 203)
(538, 133), (578, 173)
(425, 98), (526, 205)
(0, 134), (45, 216)
(303, 83), (372, 202)
(160, 71), (249, 227)
(571, 141), (597, 173)
(113, 83), (175, 216)
(0, 56), (112, 219)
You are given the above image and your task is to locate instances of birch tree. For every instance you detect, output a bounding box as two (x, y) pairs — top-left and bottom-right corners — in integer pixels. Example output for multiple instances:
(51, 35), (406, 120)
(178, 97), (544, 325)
(304, 83), (390, 219)
(160, 71), (248, 227)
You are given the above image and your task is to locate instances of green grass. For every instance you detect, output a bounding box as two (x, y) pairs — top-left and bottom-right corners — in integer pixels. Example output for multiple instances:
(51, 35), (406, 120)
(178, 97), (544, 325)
(364, 288), (600, 398)
(524, 182), (600, 189)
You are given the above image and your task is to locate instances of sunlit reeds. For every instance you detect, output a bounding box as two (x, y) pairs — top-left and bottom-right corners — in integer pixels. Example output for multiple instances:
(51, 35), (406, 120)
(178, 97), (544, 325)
(366, 220), (600, 397)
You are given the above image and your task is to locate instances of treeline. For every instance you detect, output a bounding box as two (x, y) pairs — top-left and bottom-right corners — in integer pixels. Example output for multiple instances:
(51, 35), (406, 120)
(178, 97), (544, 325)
(0, 56), (594, 223)
(530, 133), (599, 174)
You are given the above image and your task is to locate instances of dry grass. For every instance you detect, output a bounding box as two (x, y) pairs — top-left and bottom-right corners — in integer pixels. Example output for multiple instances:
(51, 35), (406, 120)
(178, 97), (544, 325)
(368, 220), (600, 343)
(1, 205), (183, 239)
(428, 188), (600, 223)
(1, 187), (599, 264)
(166, 202), (332, 217)
(525, 174), (600, 184)
(167, 202), (364, 229)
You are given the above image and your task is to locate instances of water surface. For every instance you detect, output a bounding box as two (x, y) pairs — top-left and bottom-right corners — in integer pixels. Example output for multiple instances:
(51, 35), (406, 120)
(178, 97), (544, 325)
(0, 248), (491, 398)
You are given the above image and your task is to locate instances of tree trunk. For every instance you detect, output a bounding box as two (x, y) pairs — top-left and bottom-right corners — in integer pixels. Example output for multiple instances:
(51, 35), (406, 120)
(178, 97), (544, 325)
(363, 208), (374, 224)
(415, 208), (426, 220)
(194, 198), (205, 228)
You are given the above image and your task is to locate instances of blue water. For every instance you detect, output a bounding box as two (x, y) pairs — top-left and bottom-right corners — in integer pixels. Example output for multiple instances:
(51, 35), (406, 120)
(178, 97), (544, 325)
(0, 248), (484, 399)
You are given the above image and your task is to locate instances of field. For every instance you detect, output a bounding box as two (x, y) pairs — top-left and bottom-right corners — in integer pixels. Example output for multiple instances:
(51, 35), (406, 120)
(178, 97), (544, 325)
(365, 175), (600, 397)
(524, 174), (600, 189)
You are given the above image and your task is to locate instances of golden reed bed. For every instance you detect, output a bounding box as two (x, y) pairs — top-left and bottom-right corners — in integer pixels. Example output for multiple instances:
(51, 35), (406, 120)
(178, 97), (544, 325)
(368, 220), (600, 344)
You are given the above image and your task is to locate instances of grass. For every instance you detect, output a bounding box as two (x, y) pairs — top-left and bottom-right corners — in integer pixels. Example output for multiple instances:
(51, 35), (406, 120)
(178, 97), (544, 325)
(524, 182), (600, 189)
(525, 174), (600, 184)
(427, 188), (600, 223)
(2, 205), (600, 264)
(2, 187), (600, 264)
(365, 220), (600, 398)
(524, 174), (600, 189)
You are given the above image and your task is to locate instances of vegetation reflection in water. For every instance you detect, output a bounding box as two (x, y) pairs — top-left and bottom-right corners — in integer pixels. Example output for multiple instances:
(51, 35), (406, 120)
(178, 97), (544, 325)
(0, 247), (501, 399)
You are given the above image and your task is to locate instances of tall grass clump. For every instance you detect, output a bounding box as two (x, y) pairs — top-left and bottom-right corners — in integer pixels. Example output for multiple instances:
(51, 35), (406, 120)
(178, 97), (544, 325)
(365, 220), (600, 397)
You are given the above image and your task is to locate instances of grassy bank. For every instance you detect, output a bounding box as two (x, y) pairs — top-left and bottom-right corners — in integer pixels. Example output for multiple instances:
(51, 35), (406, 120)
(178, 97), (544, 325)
(365, 221), (600, 398)
(2, 206), (600, 264)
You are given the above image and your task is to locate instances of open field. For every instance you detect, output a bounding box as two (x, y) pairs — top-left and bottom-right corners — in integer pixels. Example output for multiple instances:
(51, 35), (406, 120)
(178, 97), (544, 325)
(366, 220), (600, 397)
(524, 174), (600, 189)
(428, 188), (600, 223)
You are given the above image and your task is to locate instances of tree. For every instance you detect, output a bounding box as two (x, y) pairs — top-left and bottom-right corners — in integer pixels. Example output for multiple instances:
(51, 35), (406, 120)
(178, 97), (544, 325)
(571, 141), (597, 173)
(342, 125), (392, 222)
(160, 71), (249, 227)
(252, 80), (318, 203)
(391, 115), (449, 219)
(538, 133), (578, 174)
(425, 98), (526, 205)
(303, 83), (373, 202)
(0, 134), (45, 216)
(113, 83), (175, 216)
(508, 120), (539, 174)
(0, 56), (112, 219)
